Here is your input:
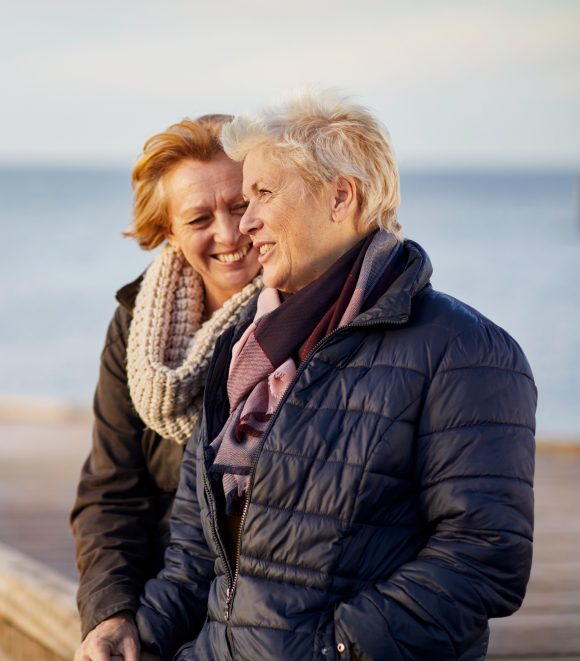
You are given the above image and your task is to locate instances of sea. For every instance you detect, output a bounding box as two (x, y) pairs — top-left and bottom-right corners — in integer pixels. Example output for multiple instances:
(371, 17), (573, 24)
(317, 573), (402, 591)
(0, 166), (578, 439)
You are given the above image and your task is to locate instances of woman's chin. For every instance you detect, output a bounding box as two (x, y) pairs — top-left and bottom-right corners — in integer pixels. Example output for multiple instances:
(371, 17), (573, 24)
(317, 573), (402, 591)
(223, 268), (258, 289)
(261, 271), (279, 290)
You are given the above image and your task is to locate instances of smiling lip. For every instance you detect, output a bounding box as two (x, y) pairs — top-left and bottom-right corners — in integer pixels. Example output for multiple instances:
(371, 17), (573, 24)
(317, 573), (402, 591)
(212, 244), (251, 264)
(253, 241), (275, 262)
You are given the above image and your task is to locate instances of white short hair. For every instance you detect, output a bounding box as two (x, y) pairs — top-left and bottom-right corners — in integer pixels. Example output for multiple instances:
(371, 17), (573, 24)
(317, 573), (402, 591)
(221, 88), (402, 238)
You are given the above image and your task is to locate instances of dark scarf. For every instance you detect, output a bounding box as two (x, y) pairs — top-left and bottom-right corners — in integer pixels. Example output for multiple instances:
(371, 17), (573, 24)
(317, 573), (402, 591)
(209, 230), (405, 514)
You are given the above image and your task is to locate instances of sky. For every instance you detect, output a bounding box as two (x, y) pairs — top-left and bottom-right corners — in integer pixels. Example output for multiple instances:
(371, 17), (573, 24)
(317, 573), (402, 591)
(0, 0), (578, 169)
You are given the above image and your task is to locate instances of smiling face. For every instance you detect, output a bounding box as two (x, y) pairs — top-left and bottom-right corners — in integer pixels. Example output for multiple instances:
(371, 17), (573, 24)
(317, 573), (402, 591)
(164, 154), (260, 314)
(240, 147), (363, 293)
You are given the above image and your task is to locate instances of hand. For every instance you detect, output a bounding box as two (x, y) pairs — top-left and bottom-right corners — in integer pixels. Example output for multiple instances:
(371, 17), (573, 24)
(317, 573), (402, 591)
(74, 612), (140, 661)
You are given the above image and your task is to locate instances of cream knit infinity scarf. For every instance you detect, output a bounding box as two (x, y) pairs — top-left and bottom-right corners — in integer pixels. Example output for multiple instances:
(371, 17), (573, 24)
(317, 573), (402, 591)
(127, 243), (261, 444)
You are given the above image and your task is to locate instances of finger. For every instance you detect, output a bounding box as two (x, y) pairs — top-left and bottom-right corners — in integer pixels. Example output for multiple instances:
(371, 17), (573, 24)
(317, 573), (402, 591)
(86, 641), (115, 661)
(119, 632), (140, 661)
(74, 644), (107, 661)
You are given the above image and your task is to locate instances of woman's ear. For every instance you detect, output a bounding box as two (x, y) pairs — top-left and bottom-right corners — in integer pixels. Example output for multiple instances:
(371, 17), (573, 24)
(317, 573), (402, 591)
(330, 176), (357, 223)
(166, 232), (179, 252)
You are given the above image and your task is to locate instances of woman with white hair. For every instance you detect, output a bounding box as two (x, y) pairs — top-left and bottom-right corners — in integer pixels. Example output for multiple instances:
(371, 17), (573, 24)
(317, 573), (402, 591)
(136, 90), (536, 660)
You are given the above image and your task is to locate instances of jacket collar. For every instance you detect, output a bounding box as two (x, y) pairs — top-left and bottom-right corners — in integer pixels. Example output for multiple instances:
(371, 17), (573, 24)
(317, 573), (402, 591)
(115, 273), (144, 315)
(352, 239), (433, 326)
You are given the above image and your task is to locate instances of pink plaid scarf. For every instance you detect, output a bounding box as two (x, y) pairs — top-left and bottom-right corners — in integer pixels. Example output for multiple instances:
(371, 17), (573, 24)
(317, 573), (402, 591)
(209, 231), (402, 513)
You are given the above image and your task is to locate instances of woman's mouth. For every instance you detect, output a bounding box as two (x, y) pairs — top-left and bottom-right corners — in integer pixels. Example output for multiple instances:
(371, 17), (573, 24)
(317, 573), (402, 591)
(257, 243), (275, 257)
(213, 244), (251, 263)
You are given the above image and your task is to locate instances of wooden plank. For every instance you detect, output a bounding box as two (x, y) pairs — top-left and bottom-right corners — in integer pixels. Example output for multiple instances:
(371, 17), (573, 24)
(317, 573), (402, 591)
(0, 542), (80, 659)
(488, 612), (580, 657)
(525, 562), (580, 593)
(520, 590), (580, 612)
(487, 449), (580, 659)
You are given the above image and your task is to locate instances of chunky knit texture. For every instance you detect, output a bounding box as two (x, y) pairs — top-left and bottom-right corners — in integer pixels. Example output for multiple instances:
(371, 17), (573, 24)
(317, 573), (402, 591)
(127, 244), (261, 444)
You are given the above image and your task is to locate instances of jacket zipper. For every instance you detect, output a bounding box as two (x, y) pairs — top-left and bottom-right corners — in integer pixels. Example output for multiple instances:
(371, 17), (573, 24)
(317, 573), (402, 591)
(224, 496), (250, 619)
(220, 315), (408, 620)
(202, 468), (235, 619)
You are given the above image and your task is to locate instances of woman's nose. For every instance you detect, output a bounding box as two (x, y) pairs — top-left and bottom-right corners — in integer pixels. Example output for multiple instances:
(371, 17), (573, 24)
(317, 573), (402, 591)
(214, 214), (241, 245)
(239, 204), (261, 236)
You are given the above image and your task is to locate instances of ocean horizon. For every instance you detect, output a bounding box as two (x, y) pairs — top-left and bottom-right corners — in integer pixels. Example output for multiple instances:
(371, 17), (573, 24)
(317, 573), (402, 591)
(1, 165), (579, 439)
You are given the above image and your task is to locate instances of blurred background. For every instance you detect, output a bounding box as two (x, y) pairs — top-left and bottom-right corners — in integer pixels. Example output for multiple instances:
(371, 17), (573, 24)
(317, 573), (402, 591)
(1, 0), (578, 439)
(0, 1), (579, 657)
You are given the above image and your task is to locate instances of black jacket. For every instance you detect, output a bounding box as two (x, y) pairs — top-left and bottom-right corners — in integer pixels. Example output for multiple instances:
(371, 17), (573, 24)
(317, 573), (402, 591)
(138, 241), (536, 660)
(70, 276), (185, 638)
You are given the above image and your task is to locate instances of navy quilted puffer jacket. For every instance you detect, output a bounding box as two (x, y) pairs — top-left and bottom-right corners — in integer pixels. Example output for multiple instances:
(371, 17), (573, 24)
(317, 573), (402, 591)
(137, 240), (536, 660)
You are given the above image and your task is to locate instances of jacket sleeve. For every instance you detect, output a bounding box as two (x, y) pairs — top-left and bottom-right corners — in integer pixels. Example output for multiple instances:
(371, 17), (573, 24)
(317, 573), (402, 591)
(331, 322), (536, 660)
(70, 305), (177, 639)
(136, 432), (216, 659)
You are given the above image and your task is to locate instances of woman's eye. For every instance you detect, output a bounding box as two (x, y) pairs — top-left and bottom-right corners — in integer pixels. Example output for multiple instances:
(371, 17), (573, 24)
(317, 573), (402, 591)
(188, 216), (211, 226)
(258, 188), (272, 199)
(231, 202), (249, 215)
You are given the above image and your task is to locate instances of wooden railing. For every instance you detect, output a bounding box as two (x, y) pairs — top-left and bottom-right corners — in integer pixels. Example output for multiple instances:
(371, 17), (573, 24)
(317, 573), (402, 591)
(0, 542), (80, 660)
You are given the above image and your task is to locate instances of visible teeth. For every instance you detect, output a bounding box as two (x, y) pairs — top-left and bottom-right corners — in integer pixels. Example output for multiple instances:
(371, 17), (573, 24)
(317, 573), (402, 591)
(215, 245), (250, 263)
(259, 244), (274, 255)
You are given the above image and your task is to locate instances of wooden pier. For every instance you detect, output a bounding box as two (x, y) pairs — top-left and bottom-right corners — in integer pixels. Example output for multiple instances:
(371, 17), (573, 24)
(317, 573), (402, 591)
(0, 419), (578, 660)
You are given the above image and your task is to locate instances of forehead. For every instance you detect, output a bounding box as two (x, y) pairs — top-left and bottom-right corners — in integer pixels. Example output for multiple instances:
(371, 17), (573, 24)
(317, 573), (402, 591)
(243, 147), (301, 195)
(164, 155), (243, 204)
(242, 147), (273, 179)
